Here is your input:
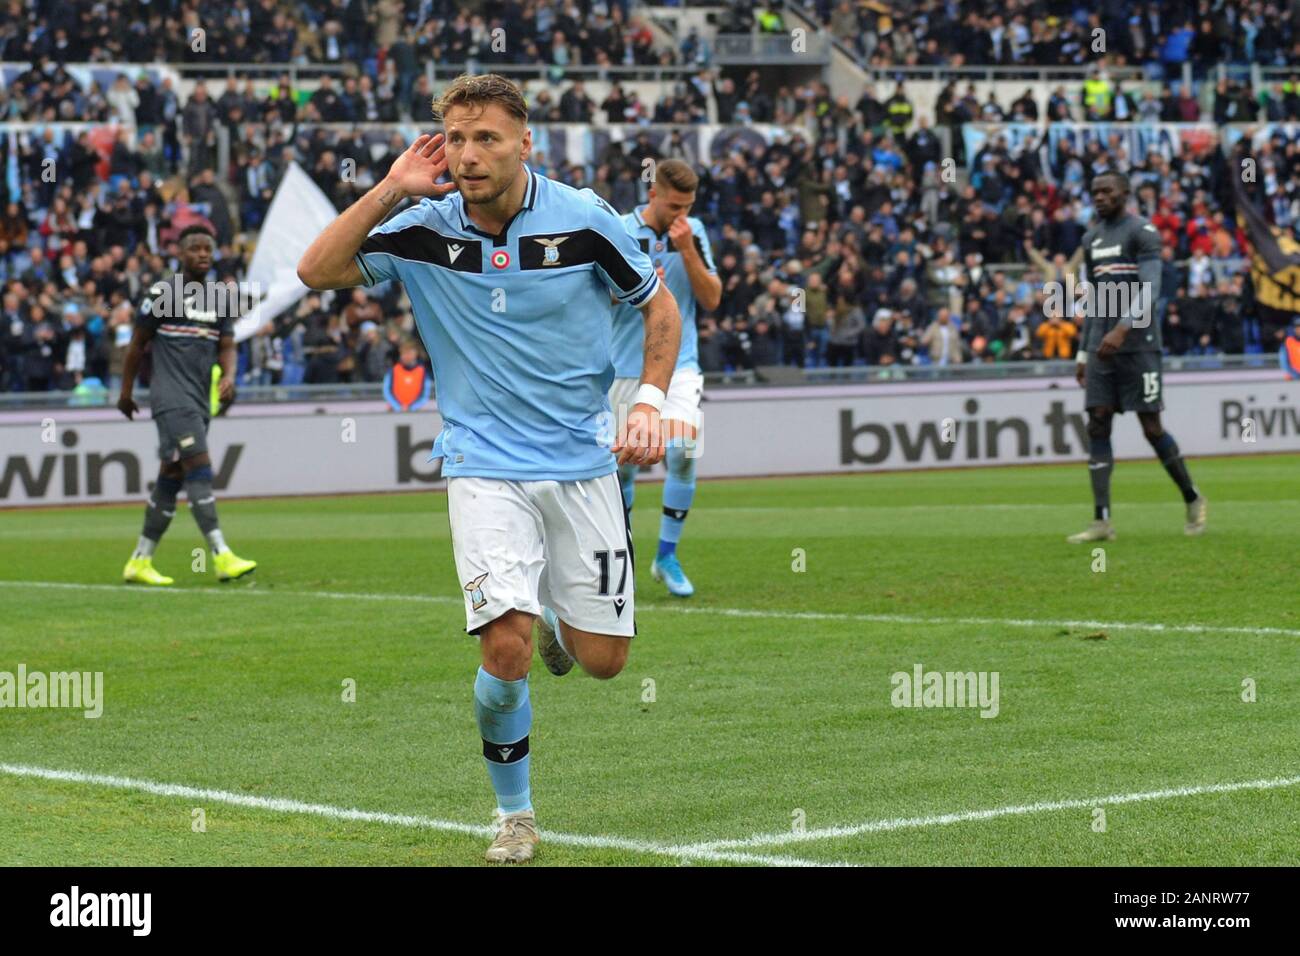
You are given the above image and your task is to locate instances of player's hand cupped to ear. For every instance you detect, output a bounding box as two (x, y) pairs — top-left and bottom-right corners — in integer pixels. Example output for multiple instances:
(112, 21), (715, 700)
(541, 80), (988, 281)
(389, 133), (458, 199)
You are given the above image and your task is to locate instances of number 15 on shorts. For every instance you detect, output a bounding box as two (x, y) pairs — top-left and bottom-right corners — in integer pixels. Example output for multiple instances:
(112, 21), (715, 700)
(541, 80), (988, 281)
(1142, 371), (1160, 404)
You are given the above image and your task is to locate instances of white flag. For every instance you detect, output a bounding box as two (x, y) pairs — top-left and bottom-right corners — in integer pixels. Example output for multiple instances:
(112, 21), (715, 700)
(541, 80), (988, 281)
(232, 161), (339, 341)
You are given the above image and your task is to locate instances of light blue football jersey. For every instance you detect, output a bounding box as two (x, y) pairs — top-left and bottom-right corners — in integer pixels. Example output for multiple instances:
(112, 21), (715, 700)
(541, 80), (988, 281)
(610, 206), (716, 379)
(355, 166), (660, 480)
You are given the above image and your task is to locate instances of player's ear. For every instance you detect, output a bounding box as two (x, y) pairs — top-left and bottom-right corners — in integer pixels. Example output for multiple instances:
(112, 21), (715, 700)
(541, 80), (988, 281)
(519, 124), (532, 163)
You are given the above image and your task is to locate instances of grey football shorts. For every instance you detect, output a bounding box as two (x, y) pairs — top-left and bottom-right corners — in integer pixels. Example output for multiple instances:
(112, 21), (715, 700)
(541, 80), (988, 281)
(1084, 351), (1164, 414)
(155, 406), (210, 461)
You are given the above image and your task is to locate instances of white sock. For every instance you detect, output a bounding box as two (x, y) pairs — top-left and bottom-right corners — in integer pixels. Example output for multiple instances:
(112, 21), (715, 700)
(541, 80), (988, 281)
(207, 529), (229, 554)
(545, 607), (575, 660)
(133, 536), (157, 559)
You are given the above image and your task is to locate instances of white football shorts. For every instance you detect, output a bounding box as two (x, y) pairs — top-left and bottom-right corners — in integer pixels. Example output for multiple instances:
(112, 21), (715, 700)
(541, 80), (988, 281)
(447, 473), (636, 637)
(608, 368), (703, 430)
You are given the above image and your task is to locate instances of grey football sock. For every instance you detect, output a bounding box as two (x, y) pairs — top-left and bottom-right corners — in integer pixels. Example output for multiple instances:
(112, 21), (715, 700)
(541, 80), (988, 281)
(137, 475), (181, 555)
(1088, 437), (1113, 521)
(184, 468), (225, 550)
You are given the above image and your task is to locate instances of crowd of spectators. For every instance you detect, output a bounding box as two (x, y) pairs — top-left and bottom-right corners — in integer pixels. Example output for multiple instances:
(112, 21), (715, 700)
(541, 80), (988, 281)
(3, 1), (1296, 391)
(3, 81), (1290, 391)
(0, 1), (668, 71)
(804, 0), (1300, 73)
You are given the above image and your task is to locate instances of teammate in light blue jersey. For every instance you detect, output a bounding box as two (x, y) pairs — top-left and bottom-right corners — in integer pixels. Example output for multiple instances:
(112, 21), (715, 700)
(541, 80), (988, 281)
(297, 74), (682, 864)
(608, 159), (721, 599)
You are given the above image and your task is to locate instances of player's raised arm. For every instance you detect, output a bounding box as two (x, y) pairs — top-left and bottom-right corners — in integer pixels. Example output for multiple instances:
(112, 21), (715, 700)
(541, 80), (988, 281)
(297, 133), (456, 290)
(668, 216), (721, 311)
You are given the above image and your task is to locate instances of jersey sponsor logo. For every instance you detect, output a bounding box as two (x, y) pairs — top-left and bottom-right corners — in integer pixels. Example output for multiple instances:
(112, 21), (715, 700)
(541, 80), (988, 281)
(533, 235), (569, 266)
(183, 297), (219, 324)
(490, 250), (510, 269)
(1091, 244), (1123, 258)
(447, 242), (465, 264)
(464, 571), (489, 610)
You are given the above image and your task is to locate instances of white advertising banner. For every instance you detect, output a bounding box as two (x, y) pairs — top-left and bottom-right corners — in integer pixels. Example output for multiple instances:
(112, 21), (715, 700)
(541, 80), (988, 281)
(2, 375), (1296, 507)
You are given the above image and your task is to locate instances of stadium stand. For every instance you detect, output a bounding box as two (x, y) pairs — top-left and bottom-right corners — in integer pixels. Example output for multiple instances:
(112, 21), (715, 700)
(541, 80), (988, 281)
(1, 0), (1296, 396)
(803, 0), (1300, 71)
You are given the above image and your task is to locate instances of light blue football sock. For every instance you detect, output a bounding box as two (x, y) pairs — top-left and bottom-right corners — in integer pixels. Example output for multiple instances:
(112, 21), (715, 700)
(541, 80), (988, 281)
(658, 442), (696, 560)
(474, 667), (532, 813)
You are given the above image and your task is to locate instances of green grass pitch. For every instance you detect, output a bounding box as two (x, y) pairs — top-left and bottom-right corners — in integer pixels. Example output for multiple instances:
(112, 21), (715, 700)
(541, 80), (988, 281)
(1, 454), (1297, 866)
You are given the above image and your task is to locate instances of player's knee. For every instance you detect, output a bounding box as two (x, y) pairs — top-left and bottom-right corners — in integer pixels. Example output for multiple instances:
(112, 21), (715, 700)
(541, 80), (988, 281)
(181, 452), (212, 474)
(1086, 411), (1113, 440)
(581, 641), (628, 680)
(478, 612), (533, 679)
(481, 637), (531, 681)
(1139, 414), (1164, 443)
(665, 439), (697, 481)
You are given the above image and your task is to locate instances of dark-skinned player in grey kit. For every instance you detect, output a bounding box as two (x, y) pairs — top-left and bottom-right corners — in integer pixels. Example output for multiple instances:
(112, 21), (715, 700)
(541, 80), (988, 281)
(117, 224), (257, 584)
(1068, 172), (1207, 543)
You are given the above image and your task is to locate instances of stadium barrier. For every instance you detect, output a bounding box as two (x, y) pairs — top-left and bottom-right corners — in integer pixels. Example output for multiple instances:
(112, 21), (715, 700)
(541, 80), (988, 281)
(2, 369), (1294, 507)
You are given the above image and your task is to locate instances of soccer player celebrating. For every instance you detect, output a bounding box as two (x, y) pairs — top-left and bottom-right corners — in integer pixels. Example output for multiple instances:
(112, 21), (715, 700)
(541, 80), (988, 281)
(118, 225), (257, 584)
(296, 74), (680, 863)
(1068, 172), (1207, 542)
(608, 159), (721, 597)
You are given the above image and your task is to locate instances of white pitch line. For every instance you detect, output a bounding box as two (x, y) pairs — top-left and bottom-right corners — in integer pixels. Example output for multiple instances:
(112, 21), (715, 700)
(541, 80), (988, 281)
(0, 763), (845, 867)
(4, 579), (1299, 639)
(679, 774), (1300, 853)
